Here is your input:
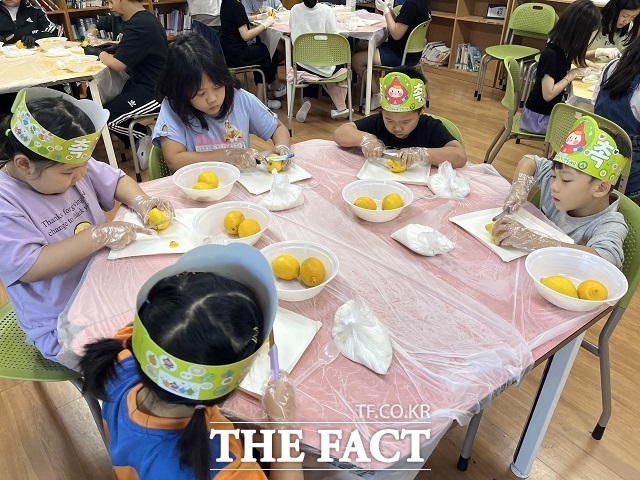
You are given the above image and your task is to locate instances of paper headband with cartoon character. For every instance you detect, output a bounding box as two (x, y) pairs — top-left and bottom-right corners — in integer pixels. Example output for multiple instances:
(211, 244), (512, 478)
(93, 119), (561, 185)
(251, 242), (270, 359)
(380, 72), (426, 112)
(9, 88), (109, 164)
(555, 117), (628, 183)
(131, 244), (278, 401)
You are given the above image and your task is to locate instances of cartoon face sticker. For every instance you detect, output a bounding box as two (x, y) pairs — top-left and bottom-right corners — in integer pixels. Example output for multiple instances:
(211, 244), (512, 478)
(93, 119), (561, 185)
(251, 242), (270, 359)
(160, 356), (177, 371)
(559, 121), (588, 154)
(384, 77), (409, 105)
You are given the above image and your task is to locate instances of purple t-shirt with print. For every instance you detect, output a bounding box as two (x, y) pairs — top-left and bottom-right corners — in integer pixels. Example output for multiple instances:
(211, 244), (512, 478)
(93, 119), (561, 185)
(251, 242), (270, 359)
(0, 159), (124, 361)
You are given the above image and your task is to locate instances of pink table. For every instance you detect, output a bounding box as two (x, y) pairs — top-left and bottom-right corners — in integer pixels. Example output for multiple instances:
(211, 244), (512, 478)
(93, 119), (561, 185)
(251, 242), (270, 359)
(58, 140), (605, 477)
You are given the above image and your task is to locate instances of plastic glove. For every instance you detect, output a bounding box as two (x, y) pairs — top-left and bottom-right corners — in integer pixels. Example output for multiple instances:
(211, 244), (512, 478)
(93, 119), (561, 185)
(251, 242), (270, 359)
(595, 47), (621, 59)
(375, 0), (390, 14)
(359, 134), (385, 159)
(263, 371), (296, 425)
(256, 12), (268, 20)
(223, 147), (261, 170)
(90, 221), (154, 250)
(398, 147), (429, 168)
(22, 35), (36, 48)
(264, 144), (293, 170)
(569, 67), (590, 81)
(83, 45), (103, 56)
(502, 172), (536, 214)
(491, 217), (562, 251)
(129, 194), (175, 224)
(386, 0), (395, 12)
(261, 16), (275, 28)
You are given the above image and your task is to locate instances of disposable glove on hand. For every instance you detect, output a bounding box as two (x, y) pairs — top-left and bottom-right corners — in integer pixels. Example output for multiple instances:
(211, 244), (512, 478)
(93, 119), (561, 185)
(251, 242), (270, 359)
(491, 217), (562, 251)
(375, 0), (390, 14)
(90, 221), (153, 250)
(263, 372), (296, 425)
(261, 16), (275, 28)
(83, 45), (103, 56)
(503, 172), (536, 214)
(359, 134), (385, 159)
(130, 194), (175, 224)
(595, 47), (621, 59)
(224, 148), (261, 170)
(398, 147), (429, 168)
(22, 35), (36, 48)
(263, 144), (293, 170)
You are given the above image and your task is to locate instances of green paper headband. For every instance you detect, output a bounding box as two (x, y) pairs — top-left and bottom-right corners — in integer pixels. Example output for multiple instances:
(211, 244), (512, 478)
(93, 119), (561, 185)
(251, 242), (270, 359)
(554, 117), (628, 183)
(10, 88), (109, 164)
(380, 72), (425, 112)
(131, 244), (278, 401)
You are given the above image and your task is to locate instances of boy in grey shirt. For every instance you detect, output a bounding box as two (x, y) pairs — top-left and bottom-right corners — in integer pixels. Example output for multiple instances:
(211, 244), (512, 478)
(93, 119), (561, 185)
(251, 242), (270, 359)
(491, 116), (629, 268)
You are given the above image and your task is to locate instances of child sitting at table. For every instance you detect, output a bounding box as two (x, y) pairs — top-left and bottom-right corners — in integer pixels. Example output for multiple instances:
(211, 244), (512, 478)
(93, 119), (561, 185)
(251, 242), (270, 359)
(491, 117), (629, 268)
(0, 0), (58, 48)
(0, 88), (173, 361)
(586, 0), (640, 63)
(153, 33), (291, 172)
(593, 36), (640, 199)
(520, 0), (600, 134)
(79, 244), (302, 480)
(333, 67), (467, 168)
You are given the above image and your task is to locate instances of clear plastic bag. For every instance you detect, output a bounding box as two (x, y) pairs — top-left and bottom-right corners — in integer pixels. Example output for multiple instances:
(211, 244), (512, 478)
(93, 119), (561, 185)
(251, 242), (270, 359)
(258, 170), (304, 211)
(391, 224), (455, 256)
(332, 299), (392, 375)
(426, 161), (471, 198)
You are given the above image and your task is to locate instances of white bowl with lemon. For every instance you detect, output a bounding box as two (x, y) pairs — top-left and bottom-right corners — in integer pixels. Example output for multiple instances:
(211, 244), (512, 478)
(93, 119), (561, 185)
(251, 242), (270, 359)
(173, 162), (241, 202)
(342, 179), (413, 223)
(525, 247), (628, 312)
(260, 241), (339, 301)
(192, 201), (271, 246)
(36, 36), (67, 51)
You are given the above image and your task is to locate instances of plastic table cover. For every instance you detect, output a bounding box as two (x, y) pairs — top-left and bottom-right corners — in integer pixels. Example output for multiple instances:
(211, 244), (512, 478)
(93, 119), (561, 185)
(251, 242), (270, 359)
(57, 139), (605, 477)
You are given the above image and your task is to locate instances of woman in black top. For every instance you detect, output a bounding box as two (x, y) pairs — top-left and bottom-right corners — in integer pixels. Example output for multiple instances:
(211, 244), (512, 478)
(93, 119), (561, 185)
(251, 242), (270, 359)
(220, 0), (285, 110)
(352, 0), (431, 111)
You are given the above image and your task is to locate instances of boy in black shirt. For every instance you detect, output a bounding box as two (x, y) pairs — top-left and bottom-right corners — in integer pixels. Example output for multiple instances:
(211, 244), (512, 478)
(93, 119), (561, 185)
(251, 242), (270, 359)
(0, 0), (57, 47)
(334, 67), (467, 168)
(85, 0), (168, 146)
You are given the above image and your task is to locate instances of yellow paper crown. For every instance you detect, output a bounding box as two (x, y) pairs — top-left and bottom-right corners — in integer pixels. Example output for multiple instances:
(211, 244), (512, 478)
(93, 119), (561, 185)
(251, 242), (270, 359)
(10, 88), (108, 164)
(132, 244), (278, 401)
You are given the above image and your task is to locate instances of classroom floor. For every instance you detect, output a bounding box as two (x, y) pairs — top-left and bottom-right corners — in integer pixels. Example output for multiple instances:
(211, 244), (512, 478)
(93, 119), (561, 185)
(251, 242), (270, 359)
(0, 72), (639, 479)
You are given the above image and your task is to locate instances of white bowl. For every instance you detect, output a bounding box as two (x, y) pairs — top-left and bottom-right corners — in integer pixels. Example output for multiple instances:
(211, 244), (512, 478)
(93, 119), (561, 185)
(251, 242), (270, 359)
(64, 55), (98, 72)
(173, 162), (241, 202)
(260, 241), (339, 301)
(36, 37), (67, 51)
(192, 201), (271, 246)
(525, 247), (628, 312)
(342, 179), (414, 223)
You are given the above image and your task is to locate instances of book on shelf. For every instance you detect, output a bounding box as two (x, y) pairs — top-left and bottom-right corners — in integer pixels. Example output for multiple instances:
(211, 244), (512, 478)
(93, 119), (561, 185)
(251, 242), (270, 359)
(420, 41), (450, 67)
(71, 15), (113, 40)
(455, 43), (482, 72)
(29, 0), (59, 12)
(154, 9), (191, 35)
(66, 0), (107, 8)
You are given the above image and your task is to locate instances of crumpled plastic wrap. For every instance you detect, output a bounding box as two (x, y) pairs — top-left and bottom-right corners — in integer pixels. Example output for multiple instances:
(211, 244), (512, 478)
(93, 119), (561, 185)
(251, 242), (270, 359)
(332, 299), (393, 375)
(391, 224), (455, 256)
(258, 169), (304, 211)
(426, 161), (471, 198)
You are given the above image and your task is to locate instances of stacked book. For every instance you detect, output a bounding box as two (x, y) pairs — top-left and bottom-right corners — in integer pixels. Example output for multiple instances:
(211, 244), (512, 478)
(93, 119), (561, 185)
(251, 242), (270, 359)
(71, 16), (112, 40)
(420, 41), (450, 67)
(455, 43), (482, 72)
(154, 9), (191, 36)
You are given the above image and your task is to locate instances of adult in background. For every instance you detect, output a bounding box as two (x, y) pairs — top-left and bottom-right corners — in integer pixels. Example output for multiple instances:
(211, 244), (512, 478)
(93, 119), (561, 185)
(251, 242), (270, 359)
(352, 0), (430, 111)
(188, 0), (222, 34)
(0, 0), (57, 47)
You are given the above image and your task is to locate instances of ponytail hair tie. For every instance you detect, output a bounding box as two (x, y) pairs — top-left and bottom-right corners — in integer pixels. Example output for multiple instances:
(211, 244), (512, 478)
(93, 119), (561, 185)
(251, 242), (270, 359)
(194, 405), (206, 410)
(4, 129), (10, 137)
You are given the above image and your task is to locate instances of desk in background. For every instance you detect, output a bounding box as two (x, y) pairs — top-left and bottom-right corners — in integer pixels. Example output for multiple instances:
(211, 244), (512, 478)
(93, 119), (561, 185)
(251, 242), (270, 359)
(58, 140), (607, 477)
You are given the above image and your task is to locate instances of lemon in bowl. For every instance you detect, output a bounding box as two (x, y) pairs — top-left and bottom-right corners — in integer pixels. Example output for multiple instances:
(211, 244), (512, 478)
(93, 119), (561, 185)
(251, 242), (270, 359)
(342, 179), (413, 222)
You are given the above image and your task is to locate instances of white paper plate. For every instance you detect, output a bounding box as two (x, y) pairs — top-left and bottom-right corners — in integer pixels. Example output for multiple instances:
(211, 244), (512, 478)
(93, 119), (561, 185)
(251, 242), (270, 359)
(107, 208), (203, 260)
(1, 47), (37, 57)
(237, 163), (312, 195)
(239, 307), (321, 397)
(357, 159), (430, 185)
(449, 207), (575, 262)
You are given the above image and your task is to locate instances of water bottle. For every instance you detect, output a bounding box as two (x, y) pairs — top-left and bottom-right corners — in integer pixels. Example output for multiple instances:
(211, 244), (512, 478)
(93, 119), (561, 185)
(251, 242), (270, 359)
(347, 0), (356, 12)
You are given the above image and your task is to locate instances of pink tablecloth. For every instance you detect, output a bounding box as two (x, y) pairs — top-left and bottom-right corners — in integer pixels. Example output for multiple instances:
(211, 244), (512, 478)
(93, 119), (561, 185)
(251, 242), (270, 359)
(58, 140), (603, 475)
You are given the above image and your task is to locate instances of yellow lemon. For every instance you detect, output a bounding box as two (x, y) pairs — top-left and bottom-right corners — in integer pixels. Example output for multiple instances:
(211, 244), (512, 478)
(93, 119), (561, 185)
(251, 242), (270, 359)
(382, 193), (404, 210)
(169, 241), (179, 248)
(238, 218), (261, 238)
(16, 40), (25, 49)
(192, 181), (215, 190)
(354, 196), (377, 210)
(272, 255), (300, 280)
(300, 257), (326, 287)
(386, 159), (407, 173)
(197, 170), (219, 188)
(540, 275), (578, 298)
(147, 207), (171, 230)
(223, 210), (246, 235)
(485, 223), (494, 233)
(577, 280), (608, 301)
(267, 160), (283, 172)
(80, 40), (88, 48)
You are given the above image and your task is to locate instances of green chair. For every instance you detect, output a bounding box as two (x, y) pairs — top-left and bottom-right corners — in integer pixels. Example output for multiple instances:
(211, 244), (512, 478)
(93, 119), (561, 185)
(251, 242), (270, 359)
(289, 33), (353, 133)
(520, 53), (541, 108)
(359, 19), (431, 113)
(0, 301), (106, 445)
(543, 103), (633, 194)
(426, 113), (464, 146)
(475, 3), (556, 101)
(128, 113), (158, 182)
(148, 145), (171, 180)
(484, 56), (546, 164)
(392, 4), (401, 15)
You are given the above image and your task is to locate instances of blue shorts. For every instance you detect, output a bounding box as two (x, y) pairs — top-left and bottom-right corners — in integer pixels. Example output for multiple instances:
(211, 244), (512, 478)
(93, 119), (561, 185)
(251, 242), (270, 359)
(378, 44), (403, 67)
